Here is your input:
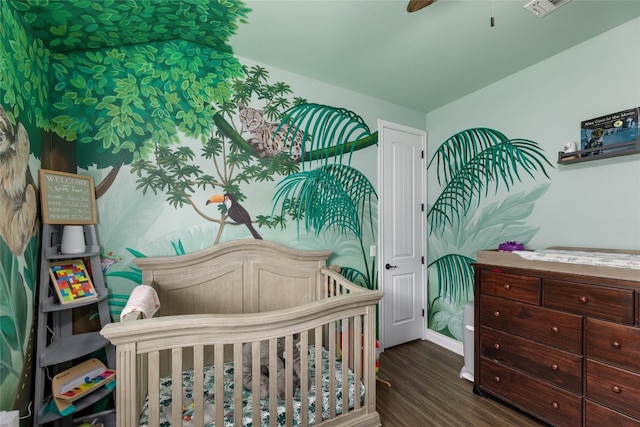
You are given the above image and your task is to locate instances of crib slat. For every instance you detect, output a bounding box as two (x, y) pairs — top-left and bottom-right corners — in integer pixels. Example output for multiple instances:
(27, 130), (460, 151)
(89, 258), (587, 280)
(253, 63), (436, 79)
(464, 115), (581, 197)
(341, 317), (350, 415)
(170, 348), (183, 426)
(115, 342), (136, 426)
(233, 343), (243, 426)
(193, 344), (205, 427)
(250, 341), (261, 427)
(268, 338), (278, 426)
(314, 326), (323, 421)
(285, 335), (293, 427)
(364, 304), (377, 413)
(214, 344), (225, 427)
(137, 352), (148, 414)
(148, 351), (160, 427)
(354, 316), (363, 410)
(300, 331), (309, 426)
(328, 321), (336, 419)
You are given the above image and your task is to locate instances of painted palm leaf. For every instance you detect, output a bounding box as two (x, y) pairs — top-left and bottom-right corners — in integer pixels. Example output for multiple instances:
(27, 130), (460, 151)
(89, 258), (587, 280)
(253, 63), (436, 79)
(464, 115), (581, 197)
(272, 164), (377, 239)
(340, 262), (378, 291)
(429, 254), (475, 303)
(277, 103), (373, 167)
(427, 128), (552, 233)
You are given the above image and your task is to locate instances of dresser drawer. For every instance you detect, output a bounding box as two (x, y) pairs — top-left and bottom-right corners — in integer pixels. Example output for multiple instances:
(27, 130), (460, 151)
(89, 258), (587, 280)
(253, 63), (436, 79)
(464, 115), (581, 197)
(480, 295), (583, 353)
(585, 400), (640, 426)
(586, 318), (640, 373)
(480, 269), (541, 304)
(480, 326), (582, 394)
(586, 359), (640, 420)
(480, 359), (582, 427)
(543, 279), (634, 324)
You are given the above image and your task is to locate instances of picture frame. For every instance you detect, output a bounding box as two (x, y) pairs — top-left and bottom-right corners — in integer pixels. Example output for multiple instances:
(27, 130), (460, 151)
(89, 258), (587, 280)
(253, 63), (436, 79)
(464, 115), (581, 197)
(49, 259), (98, 305)
(39, 169), (97, 224)
(579, 107), (639, 157)
(559, 107), (640, 164)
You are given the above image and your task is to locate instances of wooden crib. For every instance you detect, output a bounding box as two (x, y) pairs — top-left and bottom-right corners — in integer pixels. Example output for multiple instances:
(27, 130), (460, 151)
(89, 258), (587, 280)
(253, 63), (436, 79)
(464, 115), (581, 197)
(101, 239), (383, 427)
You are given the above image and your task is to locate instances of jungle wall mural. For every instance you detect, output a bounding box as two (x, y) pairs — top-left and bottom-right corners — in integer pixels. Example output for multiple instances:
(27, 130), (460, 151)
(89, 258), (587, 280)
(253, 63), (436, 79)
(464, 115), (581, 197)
(1, 0), (561, 418)
(425, 130), (552, 340)
(0, 0), (47, 417)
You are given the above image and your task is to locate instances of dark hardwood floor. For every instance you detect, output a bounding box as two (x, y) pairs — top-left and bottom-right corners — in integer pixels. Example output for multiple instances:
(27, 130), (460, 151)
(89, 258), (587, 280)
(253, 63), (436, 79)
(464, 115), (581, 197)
(376, 339), (548, 427)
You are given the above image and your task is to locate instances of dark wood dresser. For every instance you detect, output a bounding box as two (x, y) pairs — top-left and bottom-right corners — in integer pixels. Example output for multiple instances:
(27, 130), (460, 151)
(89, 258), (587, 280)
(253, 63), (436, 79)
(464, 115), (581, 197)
(473, 249), (640, 427)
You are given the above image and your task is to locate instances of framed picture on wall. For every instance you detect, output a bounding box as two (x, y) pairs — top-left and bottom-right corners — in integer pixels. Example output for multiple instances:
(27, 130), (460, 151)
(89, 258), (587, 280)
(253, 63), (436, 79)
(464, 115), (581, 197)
(580, 107), (639, 157)
(39, 169), (97, 224)
(49, 259), (97, 305)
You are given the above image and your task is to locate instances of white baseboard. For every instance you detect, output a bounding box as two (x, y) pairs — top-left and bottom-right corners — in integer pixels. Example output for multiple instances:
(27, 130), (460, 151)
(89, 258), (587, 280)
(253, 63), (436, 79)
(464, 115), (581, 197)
(425, 329), (463, 356)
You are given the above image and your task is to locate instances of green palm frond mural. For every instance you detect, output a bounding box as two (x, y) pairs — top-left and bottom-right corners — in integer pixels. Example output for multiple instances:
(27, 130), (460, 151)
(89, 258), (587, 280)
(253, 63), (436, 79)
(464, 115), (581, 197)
(273, 164), (376, 239)
(277, 103), (377, 167)
(429, 254), (475, 302)
(428, 128), (552, 234)
(426, 128), (553, 339)
(273, 164), (378, 289)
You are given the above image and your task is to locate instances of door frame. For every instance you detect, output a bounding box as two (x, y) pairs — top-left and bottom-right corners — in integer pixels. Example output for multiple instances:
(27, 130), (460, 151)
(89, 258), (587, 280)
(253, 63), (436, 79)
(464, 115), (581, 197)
(377, 119), (427, 352)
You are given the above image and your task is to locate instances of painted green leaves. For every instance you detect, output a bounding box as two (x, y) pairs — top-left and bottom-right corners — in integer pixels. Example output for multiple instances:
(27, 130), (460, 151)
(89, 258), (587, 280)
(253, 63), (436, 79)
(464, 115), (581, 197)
(277, 103), (376, 168)
(51, 40), (243, 169)
(427, 128), (552, 234)
(0, 236), (38, 409)
(9, 0), (249, 53)
(426, 128), (552, 339)
(0, 1), (50, 133)
(273, 164), (377, 240)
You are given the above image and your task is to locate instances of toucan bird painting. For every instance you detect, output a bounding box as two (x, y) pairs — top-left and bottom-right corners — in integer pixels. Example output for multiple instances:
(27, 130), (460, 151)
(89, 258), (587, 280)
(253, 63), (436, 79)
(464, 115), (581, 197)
(206, 193), (263, 239)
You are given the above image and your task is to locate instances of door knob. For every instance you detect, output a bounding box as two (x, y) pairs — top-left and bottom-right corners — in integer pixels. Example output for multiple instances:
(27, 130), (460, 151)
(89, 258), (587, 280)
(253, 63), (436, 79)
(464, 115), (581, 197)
(385, 263), (397, 270)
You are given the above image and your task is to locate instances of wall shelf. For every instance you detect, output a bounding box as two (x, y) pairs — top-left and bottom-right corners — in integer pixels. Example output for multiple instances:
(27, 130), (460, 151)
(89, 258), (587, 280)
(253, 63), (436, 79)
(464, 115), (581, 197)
(558, 139), (640, 164)
(34, 223), (115, 426)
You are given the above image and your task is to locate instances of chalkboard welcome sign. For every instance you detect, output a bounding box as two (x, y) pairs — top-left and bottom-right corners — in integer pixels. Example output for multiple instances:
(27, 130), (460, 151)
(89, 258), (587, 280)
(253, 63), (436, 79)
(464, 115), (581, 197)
(39, 169), (97, 224)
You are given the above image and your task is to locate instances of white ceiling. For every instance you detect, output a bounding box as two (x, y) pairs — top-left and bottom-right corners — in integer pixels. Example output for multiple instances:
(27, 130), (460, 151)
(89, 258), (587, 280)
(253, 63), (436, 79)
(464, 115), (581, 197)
(231, 0), (640, 113)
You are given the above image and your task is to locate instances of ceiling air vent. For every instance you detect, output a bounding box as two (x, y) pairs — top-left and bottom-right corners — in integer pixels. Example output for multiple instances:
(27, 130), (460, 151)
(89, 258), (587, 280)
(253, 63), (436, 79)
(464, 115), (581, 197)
(524, 0), (571, 18)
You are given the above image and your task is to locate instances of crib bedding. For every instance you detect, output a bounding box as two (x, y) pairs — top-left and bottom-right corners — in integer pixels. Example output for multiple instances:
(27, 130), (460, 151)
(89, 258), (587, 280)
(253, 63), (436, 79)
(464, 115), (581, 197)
(139, 345), (364, 427)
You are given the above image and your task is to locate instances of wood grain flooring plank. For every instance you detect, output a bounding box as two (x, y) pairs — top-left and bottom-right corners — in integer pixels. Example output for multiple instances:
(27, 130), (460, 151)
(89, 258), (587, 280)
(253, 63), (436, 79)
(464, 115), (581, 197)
(376, 339), (549, 427)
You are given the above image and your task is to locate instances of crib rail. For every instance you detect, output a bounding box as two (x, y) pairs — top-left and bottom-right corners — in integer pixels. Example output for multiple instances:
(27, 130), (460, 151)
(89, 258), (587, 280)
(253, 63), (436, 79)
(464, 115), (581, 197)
(102, 275), (382, 427)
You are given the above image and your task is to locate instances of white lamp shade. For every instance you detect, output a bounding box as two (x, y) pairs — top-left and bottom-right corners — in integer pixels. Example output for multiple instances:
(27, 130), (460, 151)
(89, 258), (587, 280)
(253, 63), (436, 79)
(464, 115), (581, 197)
(60, 226), (86, 254)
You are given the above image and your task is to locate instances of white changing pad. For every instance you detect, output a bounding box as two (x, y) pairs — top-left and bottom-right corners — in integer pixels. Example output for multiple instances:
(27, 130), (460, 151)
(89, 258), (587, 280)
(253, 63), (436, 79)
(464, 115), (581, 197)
(511, 249), (640, 270)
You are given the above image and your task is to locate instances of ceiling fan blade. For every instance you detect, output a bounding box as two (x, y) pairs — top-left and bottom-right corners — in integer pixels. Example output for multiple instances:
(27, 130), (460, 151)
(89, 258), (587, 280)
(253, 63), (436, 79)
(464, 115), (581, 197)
(407, 0), (437, 13)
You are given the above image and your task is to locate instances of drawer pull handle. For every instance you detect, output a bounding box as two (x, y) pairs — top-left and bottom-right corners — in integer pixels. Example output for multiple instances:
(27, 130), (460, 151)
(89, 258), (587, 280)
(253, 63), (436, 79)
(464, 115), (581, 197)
(503, 284), (511, 290)
(551, 326), (559, 333)
(494, 311), (500, 317)
(551, 364), (559, 371)
(494, 376), (500, 383)
(579, 296), (589, 304)
(612, 386), (621, 394)
(494, 343), (500, 350)
(611, 341), (622, 349)
(551, 402), (559, 409)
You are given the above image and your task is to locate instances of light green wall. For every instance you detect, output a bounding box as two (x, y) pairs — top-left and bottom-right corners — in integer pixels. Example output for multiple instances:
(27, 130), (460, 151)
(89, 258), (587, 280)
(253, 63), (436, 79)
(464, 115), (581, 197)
(423, 17), (640, 346)
(427, 17), (640, 251)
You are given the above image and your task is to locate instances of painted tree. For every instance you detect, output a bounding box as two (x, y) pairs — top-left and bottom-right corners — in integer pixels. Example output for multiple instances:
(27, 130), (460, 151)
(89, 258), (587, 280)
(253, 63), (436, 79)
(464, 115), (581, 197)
(130, 65), (378, 248)
(39, 0), (249, 197)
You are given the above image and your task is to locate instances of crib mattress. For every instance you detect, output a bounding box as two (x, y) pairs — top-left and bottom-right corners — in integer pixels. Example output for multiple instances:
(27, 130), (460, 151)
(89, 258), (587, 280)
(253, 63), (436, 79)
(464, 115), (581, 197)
(139, 345), (365, 427)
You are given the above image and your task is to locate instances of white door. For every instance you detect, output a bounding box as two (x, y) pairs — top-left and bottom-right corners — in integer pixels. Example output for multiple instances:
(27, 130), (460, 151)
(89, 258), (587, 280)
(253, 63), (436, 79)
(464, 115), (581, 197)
(378, 120), (426, 350)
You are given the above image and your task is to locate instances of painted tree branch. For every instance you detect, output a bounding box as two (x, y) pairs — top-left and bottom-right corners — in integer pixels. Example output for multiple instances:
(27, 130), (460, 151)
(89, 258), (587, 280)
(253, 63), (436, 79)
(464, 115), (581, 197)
(212, 111), (378, 162)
